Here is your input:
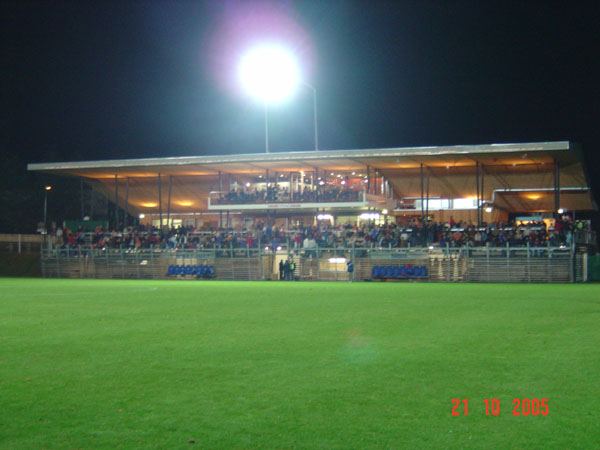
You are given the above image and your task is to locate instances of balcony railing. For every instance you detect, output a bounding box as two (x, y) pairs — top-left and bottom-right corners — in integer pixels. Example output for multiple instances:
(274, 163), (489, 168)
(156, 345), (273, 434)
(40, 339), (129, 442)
(210, 189), (364, 206)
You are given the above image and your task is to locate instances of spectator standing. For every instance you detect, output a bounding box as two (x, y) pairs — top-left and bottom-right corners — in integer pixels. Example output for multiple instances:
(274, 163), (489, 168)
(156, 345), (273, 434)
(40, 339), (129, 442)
(347, 259), (354, 282)
(289, 257), (296, 281)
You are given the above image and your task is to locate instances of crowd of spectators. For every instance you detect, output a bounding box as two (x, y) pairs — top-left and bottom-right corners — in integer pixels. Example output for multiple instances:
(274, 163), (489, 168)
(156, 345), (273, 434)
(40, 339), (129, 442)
(214, 185), (361, 205)
(49, 215), (588, 252)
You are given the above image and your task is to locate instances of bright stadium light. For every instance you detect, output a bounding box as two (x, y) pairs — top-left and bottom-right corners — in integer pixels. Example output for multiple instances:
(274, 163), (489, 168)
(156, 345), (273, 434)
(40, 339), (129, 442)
(238, 43), (319, 152)
(238, 43), (301, 105)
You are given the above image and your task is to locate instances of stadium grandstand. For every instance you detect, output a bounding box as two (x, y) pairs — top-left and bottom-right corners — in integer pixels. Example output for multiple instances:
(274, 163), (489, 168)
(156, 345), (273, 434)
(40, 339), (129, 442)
(28, 141), (598, 282)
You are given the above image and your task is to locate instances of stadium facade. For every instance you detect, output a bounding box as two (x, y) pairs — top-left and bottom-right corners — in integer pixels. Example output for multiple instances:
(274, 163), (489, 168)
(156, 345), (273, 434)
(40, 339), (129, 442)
(27, 141), (597, 283)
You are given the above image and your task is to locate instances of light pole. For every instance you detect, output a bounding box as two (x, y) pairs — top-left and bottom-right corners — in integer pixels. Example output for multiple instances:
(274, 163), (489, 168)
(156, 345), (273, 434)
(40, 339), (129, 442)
(264, 102), (270, 153)
(43, 185), (52, 232)
(303, 81), (318, 151)
(262, 82), (318, 153)
(238, 43), (302, 153)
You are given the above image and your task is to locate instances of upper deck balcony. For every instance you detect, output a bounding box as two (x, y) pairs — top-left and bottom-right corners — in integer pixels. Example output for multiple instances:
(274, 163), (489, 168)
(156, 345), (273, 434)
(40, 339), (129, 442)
(207, 188), (391, 211)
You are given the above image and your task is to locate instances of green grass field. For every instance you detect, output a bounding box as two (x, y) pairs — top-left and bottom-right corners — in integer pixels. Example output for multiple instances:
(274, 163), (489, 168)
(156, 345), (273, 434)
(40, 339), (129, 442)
(1, 278), (599, 449)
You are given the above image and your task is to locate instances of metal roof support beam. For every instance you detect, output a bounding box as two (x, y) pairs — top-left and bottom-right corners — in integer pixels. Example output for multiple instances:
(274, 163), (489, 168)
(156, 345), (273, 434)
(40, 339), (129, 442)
(475, 162), (481, 227)
(166, 175), (173, 230)
(158, 173), (163, 231)
(374, 169), (379, 195)
(80, 178), (84, 221)
(425, 167), (430, 246)
(420, 163), (425, 228)
(90, 184), (94, 219)
(125, 178), (129, 227)
(554, 158), (561, 214)
(114, 174), (119, 230)
(480, 165), (485, 226)
(265, 169), (270, 203)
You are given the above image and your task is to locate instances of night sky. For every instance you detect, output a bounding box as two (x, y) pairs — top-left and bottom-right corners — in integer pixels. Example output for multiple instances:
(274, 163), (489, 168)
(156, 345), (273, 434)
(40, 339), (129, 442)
(3, 0), (600, 232)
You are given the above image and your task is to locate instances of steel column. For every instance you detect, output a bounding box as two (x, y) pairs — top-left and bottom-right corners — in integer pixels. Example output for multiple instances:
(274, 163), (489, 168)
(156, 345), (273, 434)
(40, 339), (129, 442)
(475, 162), (480, 227)
(554, 158), (561, 213)
(420, 163), (425, 226)
(425, 168), (430, 245)
(480, 164), (485, 225)
(114, 174), (119, 229)
(166, 175), (172, 229)
(158, 173), (162, 229)
(124, 177), (129, 227)
(80, 178), (84, 220)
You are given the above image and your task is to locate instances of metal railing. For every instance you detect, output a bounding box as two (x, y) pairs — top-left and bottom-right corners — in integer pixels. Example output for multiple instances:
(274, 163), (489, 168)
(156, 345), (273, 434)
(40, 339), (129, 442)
(209, 189), (364, 205)
(40, 243), (584, 283)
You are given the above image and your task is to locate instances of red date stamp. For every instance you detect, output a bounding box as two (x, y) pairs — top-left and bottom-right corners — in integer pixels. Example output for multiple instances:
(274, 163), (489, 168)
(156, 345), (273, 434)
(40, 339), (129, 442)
(451, 398), (549, 416)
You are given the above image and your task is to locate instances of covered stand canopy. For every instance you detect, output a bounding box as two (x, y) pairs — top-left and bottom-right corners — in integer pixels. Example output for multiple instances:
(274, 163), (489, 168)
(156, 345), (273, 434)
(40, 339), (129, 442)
(28, 141), (596, 226)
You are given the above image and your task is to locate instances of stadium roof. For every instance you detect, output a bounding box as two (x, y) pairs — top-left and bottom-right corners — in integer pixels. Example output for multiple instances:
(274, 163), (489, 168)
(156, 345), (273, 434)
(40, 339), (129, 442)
(28, 141), (596, 215)
(28, 141), (579, 179)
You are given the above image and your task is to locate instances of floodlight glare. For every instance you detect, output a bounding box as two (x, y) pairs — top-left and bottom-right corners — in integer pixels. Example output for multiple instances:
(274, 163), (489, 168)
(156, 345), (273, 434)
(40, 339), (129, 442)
(238, 43), (301, 104)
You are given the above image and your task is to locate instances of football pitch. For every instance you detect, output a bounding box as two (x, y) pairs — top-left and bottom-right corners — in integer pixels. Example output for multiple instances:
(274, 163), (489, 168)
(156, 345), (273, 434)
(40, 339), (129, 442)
(1, 278), (599, 449)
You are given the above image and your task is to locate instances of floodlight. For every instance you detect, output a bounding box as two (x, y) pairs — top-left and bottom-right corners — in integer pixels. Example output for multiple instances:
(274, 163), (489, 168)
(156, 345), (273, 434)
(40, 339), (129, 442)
(45, 185), (52, 191)
(238, 43), (301, 104)
(557, 208), (565, 214)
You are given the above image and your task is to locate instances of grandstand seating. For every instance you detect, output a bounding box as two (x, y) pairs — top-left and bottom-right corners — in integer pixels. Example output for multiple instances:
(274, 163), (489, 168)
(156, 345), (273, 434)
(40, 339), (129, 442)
(371, 264), (428, 279)
(167, 264), (215, 278)
(45, 216), (588, 252)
